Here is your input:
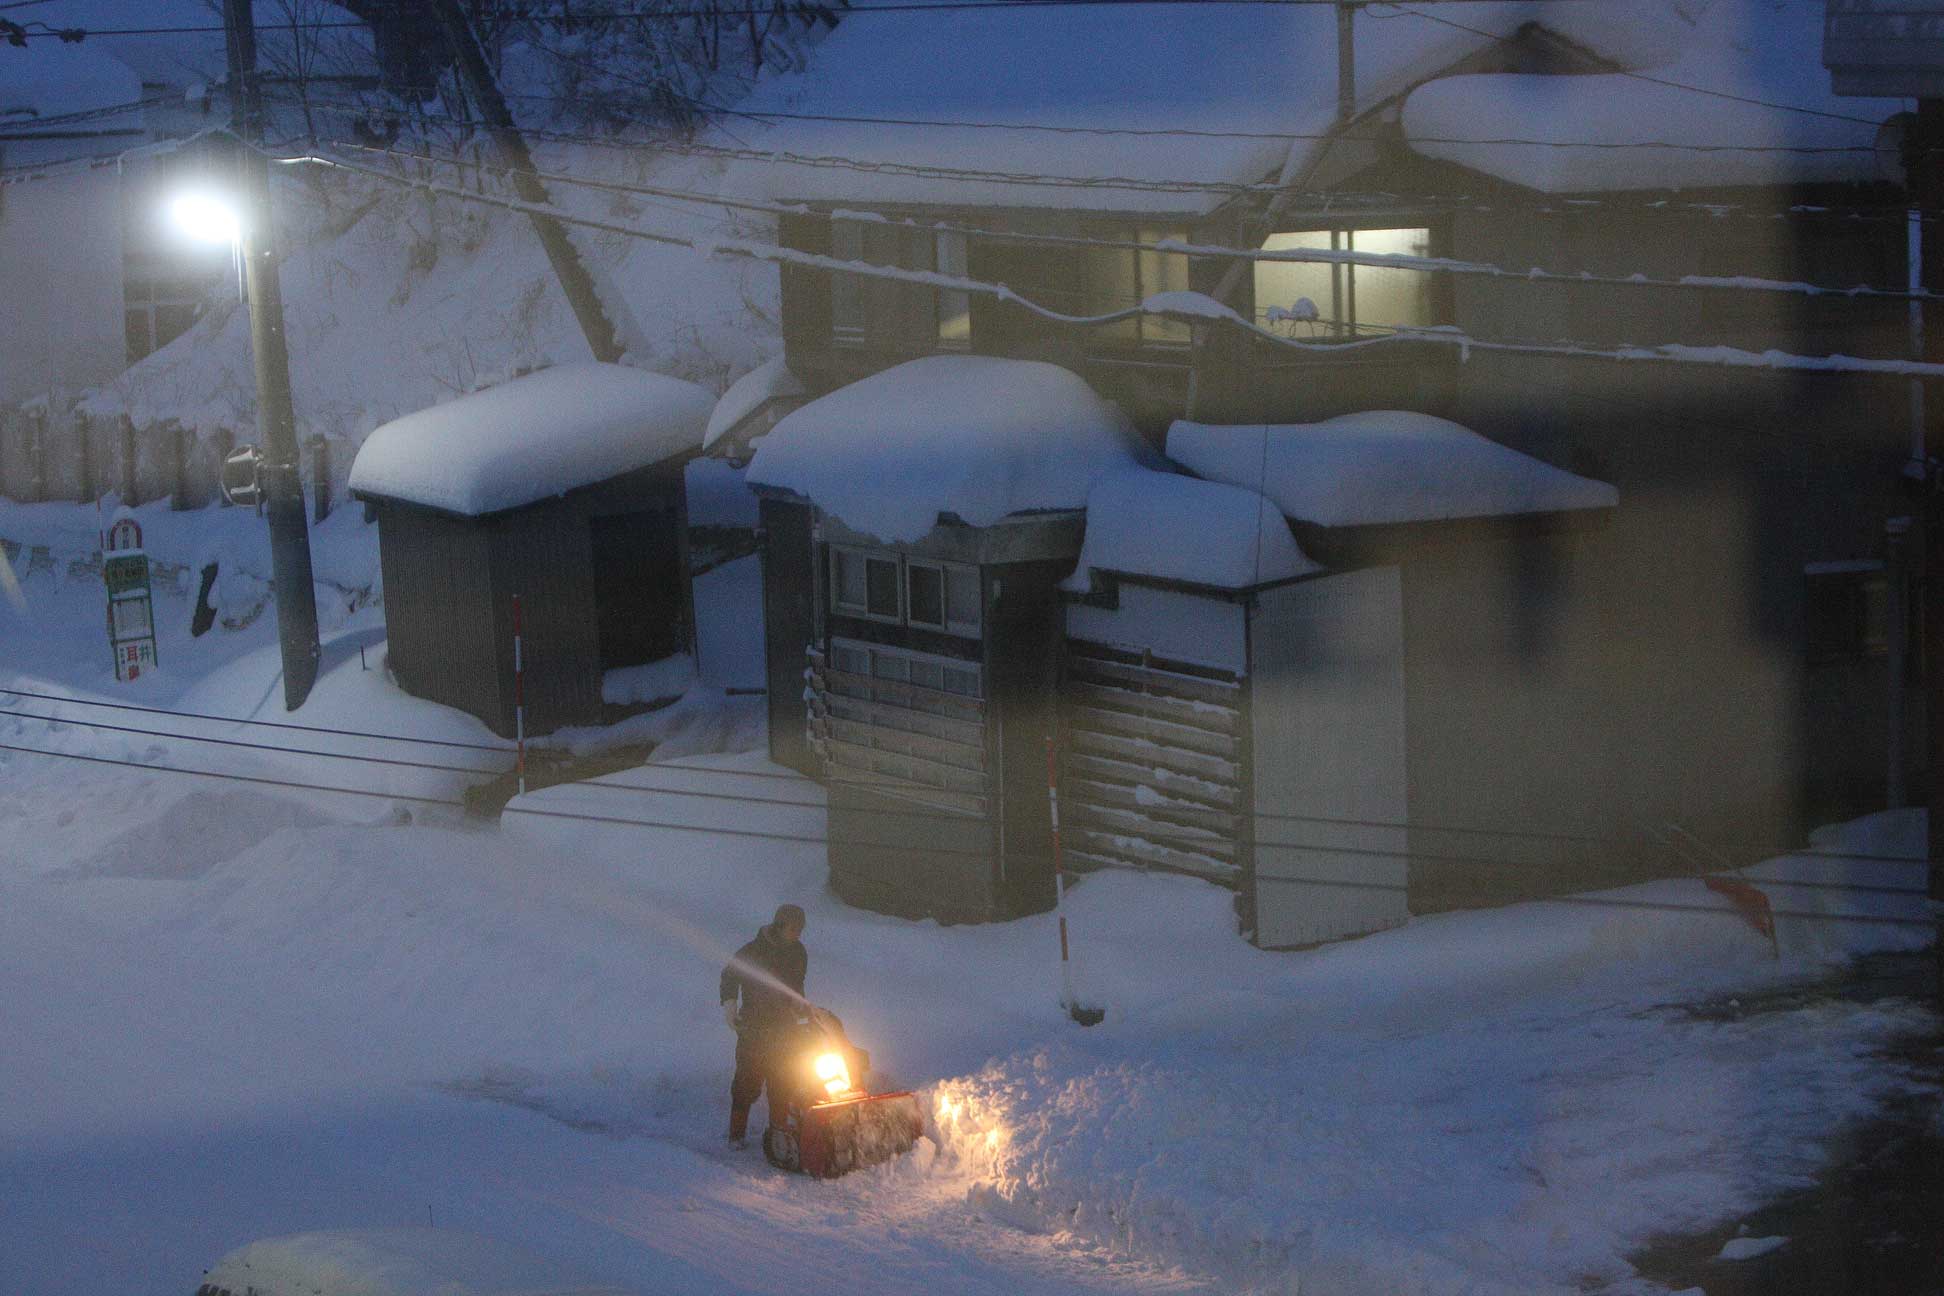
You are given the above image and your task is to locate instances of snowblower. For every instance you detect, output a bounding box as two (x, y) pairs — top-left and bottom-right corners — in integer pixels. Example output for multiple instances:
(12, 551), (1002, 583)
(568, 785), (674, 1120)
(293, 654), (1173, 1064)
(760, 1008), (923, 1179)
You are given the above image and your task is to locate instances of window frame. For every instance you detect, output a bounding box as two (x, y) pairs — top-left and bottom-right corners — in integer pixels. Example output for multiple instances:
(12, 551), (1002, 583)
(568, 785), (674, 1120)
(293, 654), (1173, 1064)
(830, 545), (905, 624)
(1255, 221), (1443, 341)
(830, 545), (982, 638)
(1081, 224), (1193, 349)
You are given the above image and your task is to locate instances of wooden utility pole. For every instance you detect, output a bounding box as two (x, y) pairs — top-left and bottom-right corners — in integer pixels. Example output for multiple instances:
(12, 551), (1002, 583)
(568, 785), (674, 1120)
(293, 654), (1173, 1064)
(428, 0), (624, 363)
(225, 0), (322, 709)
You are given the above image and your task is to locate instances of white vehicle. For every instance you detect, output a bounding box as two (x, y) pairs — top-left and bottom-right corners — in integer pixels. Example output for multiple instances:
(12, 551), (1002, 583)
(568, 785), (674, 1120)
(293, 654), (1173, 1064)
(192, 1228), (635, 1296)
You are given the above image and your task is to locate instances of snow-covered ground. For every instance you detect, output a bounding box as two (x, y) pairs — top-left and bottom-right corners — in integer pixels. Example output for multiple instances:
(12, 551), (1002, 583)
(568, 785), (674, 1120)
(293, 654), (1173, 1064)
(1, 499), (1936, 1296)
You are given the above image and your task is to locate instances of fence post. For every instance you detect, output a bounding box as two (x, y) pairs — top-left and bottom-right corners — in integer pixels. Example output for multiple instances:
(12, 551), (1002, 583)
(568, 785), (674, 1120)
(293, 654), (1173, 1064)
(76, 411), (95, 504)
(170, 424), (191, 510)
(28, 408), (47, 504)
(310, 434), (332, 522)
(120, 415), (139, 506)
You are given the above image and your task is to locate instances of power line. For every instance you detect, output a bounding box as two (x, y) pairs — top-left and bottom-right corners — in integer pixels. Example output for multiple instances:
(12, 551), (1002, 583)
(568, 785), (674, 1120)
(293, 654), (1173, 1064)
(289, 90), (1944, 227)
(269, 143), (1944, 381)
(3, 685), (1924, 879)
(0, 0), (1608, 41)
(0, 705), (504, 776)
(309, 130), (1944, 308)
(0, 685), (509, 751)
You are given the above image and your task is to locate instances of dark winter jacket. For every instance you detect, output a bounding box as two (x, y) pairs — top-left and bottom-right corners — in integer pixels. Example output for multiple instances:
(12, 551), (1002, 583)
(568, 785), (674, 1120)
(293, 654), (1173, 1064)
(719, 923), (807, 1036)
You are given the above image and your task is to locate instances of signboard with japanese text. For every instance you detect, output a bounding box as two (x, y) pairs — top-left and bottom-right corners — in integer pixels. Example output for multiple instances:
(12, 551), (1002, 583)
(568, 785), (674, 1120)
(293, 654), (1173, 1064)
(103, 513), (158, 682)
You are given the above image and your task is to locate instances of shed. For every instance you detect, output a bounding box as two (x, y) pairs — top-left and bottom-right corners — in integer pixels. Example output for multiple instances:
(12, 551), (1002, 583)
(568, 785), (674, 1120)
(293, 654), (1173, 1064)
(1061, 415), (1616, 949)
(746, 355), (1143, 922)
(349, 363), (714, 738)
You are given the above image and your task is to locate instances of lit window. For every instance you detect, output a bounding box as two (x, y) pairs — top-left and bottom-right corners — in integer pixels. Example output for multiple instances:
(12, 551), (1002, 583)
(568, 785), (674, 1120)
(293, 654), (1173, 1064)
(936, 230), (971, 350)
(1255, 226), (1435, 339)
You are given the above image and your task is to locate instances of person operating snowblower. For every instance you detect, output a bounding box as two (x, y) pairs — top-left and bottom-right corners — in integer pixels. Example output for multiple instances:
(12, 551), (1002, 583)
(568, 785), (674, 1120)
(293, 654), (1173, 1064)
(720, 903), (809, 1148)
(718, 904), (922, 1177)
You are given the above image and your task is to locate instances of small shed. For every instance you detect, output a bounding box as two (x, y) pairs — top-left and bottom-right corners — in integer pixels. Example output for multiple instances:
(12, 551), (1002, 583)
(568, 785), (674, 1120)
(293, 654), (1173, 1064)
(746, 355), (1144, 923)
(1061, 412), (1617, 949)
(349, 363), (715, 738)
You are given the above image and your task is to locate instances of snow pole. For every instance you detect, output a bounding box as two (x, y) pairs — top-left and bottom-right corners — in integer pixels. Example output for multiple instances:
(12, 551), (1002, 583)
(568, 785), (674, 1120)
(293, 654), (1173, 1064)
(513, 593), (527, 797)
(1045, 734), (1104, 1026)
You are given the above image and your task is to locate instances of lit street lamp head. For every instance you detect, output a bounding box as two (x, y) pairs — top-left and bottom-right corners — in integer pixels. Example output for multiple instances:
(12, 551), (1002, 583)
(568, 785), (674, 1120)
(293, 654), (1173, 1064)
(166, 192), (242, 246)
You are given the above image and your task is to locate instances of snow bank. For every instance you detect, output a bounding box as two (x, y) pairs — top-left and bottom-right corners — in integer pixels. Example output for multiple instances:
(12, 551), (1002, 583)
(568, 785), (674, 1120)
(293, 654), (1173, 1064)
(602, 654), (698, 706)
(925, 818), (1934, 1294)
(702, 355), (804, 452)
(1063, 465), (1321, 592)
(1403, 0), (1905, 193)
(203, 1228), (630, 1296)
(1168, 412), (1617, 529)
(745, 356), (1142, 542)
(348, 363), (712, 516)
(82, 151), (777, 465)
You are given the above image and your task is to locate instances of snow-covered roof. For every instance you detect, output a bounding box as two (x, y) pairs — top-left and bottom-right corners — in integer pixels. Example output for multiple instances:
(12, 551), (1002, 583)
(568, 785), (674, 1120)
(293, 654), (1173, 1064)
(0, 45), (141, 123)
(1402, 0), (1906, 193)
(1064, 466), (1323, 593)
(349, 363), (713, 516)
(1167, 412), (1617, 529)
(744, 355), (1143, 541)
(703, 355), (807, 451)
(722, 1), (1701, 215)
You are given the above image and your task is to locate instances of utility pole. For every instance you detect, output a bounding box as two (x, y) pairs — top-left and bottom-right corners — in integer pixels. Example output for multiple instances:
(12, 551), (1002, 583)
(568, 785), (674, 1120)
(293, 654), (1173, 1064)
(1824, 2), (1944, 938)
(1914, 100), (1944, 917)
(428, 0), (624, 363)
(225, 0), (322, 709)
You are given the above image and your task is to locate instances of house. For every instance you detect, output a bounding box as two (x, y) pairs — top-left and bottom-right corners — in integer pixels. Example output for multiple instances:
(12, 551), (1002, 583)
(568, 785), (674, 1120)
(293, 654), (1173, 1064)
(349, 363), (713, 738)
(744, 354), (1145, 922)
(721, 0), (1921, 940)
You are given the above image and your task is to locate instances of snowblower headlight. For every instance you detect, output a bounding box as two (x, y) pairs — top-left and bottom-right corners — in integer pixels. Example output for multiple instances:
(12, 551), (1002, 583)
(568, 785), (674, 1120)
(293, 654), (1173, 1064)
(813, 1051), (851, 1098)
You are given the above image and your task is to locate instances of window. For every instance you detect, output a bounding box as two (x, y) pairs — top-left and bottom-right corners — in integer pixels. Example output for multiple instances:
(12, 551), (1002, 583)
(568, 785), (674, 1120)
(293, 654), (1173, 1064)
(831, 547), (902, 621)
(1255, 226), (1437, 339)
(1806, 562), (1890, 663)
(907, 562), (945, 628)
(123, 274), (209, 363)
(1081, 226), (1191, 345)
(830, 218), (971, 351)
(831, 546), (981, 636)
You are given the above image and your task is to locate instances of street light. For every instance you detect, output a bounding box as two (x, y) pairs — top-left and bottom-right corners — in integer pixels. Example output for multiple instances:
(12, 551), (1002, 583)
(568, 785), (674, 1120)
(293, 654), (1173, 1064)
(165, 191), (242, 246)
(156, 135), (321, 710)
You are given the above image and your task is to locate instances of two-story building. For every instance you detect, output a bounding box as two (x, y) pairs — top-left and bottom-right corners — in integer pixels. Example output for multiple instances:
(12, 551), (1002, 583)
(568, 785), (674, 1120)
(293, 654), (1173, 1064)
(723, 0), (1919, 941)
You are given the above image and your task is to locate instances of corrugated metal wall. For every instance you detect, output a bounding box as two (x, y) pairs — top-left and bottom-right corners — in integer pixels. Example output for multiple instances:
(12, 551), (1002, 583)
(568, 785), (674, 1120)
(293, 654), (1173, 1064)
(487, 506), (600, 735)
(376, 507), (504, 731)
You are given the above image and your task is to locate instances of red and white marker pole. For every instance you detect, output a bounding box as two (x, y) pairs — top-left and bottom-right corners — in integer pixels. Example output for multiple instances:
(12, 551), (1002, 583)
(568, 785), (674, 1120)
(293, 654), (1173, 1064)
(1045, 734), (1078, 1013)
(512, 593), (527, 797)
